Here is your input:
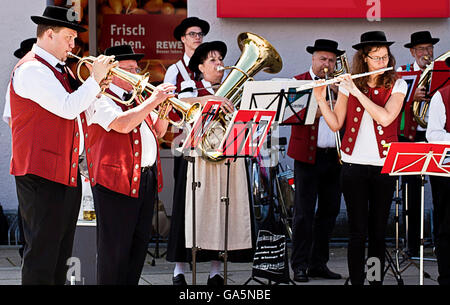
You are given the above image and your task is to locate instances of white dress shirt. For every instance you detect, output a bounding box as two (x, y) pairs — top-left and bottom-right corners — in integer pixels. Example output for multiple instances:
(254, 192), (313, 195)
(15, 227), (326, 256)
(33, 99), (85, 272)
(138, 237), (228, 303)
(86, 83), (158, 167)
(426, 91), (450, 142)
(163, 53), (191, 86)
(339, 78), (408, 166)
(12, 44), (101, 154)
(308, 67), (336, 148)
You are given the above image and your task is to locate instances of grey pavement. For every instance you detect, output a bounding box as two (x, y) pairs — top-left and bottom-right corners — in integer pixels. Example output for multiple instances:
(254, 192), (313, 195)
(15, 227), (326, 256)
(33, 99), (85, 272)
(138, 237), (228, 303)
(0, 245), (440, 286)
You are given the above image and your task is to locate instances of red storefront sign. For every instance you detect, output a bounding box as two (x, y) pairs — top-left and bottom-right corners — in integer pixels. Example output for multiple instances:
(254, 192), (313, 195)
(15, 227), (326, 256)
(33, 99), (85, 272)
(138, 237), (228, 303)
(217, 0), (450, 18)
(99, 14), (186, 60)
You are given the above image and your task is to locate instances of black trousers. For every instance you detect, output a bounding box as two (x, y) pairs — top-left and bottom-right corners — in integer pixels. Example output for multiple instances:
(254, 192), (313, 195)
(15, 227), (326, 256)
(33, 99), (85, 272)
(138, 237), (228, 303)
(341, 163), (396, 285)
(429, 176), (450, 285)
(291, 149), (341, 271)
(15, 173), (82, 285)
(166, 155), (191, 262)
(92, 166), (156, 285)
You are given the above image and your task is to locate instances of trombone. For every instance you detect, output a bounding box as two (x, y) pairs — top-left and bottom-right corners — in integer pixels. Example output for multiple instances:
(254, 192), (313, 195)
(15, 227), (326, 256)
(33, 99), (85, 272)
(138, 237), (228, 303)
(323, 67), (342, 164)
(68, 52), (202, 127)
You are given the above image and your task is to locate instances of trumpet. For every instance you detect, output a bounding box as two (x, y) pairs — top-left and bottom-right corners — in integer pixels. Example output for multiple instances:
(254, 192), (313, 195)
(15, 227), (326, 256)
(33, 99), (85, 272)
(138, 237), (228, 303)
(296, 67), (393, 92)
(68, 52), (202, 127)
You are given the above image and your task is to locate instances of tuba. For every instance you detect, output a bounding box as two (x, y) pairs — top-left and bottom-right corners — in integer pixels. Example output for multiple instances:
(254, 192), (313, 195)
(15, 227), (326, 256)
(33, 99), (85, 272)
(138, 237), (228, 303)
(199, 32), (283, 162)
(412, 51), (450, 128)
(68, 52), (201, 127)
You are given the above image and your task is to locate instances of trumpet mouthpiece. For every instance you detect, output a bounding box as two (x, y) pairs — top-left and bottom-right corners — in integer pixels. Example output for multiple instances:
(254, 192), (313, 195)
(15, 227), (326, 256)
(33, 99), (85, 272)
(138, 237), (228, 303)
(323, 67), (329, 73)
(217, 66), (225, 71)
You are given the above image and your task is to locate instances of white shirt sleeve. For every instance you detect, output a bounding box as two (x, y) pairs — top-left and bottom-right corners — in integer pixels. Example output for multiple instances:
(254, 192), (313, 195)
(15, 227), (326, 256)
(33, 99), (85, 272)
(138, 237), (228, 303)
(12, 61), (101, 120)
(426, 92), (450, 142)
(163, 64), (178, 86)
(86, 96), (123, 132)
(3, 84), (11, 125)
(392, 78), (408, 95)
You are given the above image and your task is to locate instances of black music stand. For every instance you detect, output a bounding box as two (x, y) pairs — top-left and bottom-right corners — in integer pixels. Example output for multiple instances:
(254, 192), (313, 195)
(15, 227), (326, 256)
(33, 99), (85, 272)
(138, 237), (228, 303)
(215, 109), (277, 284)
(240, 79), (318, 125)
(180, 100), (223, 285)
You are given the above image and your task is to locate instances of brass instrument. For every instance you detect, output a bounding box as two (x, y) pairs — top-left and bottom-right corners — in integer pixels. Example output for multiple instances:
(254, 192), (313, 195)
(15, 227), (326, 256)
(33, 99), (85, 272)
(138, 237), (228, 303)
(199, 32), (283, 162)
(68, 52), (201, 127)
(412, 51), (450, 128)
(323, 67), (343, 164)
(330, 52), (350, 78)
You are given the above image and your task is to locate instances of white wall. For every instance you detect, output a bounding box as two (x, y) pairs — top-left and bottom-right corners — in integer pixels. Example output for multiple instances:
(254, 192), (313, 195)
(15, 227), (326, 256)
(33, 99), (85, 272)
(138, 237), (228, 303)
(0, 1), (47, 211)
(189, 1), (449, 79)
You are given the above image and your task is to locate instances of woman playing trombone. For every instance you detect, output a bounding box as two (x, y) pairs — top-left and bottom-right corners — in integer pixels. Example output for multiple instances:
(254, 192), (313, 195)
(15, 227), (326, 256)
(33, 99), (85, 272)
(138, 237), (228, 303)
(313, 31), (407, 285)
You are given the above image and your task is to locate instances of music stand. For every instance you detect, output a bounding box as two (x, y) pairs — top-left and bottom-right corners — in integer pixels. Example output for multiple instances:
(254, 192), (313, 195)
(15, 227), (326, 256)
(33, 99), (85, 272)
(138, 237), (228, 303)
(240, 79), (318, 125)
(382, 142), (450, 285)
(215, 108), (276, 284)
(179, 100), (223, 285)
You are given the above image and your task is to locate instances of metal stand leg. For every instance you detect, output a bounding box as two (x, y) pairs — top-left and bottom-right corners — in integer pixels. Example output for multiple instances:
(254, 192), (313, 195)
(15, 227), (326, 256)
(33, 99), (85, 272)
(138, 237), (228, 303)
(186, 155), (200, 285)
(220, 160), (231, 285)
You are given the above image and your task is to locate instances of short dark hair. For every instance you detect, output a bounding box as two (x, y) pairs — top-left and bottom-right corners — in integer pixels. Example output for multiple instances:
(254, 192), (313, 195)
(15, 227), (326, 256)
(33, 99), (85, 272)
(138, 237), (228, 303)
(36, 24), (62, 38)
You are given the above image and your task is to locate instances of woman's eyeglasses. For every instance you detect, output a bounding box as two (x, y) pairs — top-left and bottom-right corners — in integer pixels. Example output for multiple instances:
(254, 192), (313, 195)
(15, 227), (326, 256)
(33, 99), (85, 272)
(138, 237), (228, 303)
(367, 54), (390, 62)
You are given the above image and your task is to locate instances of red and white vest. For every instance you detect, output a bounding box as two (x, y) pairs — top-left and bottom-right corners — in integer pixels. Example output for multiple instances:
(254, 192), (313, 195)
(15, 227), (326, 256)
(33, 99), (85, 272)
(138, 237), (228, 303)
(287, 72), (321, 164)
(85, 90), (163, 198)
(341, 86), (397, 158)
(9, 52), (88, 187)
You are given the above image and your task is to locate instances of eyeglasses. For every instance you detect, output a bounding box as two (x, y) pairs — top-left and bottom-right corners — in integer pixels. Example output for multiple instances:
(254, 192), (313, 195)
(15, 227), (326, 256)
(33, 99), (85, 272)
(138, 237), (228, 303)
(185, 31), (205, 38)
(367, 54), (390, 62)
(414, 46), (434, 53)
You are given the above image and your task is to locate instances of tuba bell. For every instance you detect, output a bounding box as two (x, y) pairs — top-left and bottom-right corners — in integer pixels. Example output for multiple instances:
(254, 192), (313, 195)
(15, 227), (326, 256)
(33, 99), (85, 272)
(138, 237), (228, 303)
(199, 32), (283, 162)
(412, 51), (450, 128)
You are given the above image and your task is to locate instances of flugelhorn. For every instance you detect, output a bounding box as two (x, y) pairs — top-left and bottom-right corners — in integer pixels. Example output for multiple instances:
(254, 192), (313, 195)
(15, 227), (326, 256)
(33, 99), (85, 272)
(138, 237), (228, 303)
(68, 52), (201, 127)
(296, 67), (393, 92)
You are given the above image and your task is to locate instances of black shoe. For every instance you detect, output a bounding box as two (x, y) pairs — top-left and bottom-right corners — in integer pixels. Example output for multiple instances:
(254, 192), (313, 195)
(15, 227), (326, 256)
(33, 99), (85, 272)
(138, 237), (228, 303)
(173, 274), (187, 286)
(207, 274), (224, 286)
(293, 268), (309, 282)
(308, 266), (342, 280)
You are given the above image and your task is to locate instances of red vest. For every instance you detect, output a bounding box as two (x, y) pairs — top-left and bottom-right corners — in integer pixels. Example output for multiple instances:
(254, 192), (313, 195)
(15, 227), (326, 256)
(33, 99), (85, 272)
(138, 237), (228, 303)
(439, 85), (450, 132)
(85, 90), (163, 198)
(398, 64), (419, 141)
(341, 86), (397, 158)
(175, 59), (193, 93)
(9, 52), (87, 187)
(287, 72), (321, 164)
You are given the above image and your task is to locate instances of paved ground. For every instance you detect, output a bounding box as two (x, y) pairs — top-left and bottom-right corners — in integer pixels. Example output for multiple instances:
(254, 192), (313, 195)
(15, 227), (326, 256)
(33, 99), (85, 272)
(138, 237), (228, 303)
(0, 245), (440, 286)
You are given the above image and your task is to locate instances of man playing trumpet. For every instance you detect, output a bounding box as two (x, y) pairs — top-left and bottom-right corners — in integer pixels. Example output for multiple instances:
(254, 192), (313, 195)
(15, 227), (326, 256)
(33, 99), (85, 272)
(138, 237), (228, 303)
(9, 6), (116, 285)
(84, 44), (175, 285)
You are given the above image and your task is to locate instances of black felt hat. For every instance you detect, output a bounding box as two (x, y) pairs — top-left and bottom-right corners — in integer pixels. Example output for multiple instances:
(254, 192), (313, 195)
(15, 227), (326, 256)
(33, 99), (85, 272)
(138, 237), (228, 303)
(188, 41), (227, 75)
(14, 38), (37, 59)
(352, 31), (394, 50)
(31, 6), (86, 32)
(404, 31), (440, 48)
(306, 39), (345, 56)
(173, 17), (210, 41)
(104, 45), (145, 62)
